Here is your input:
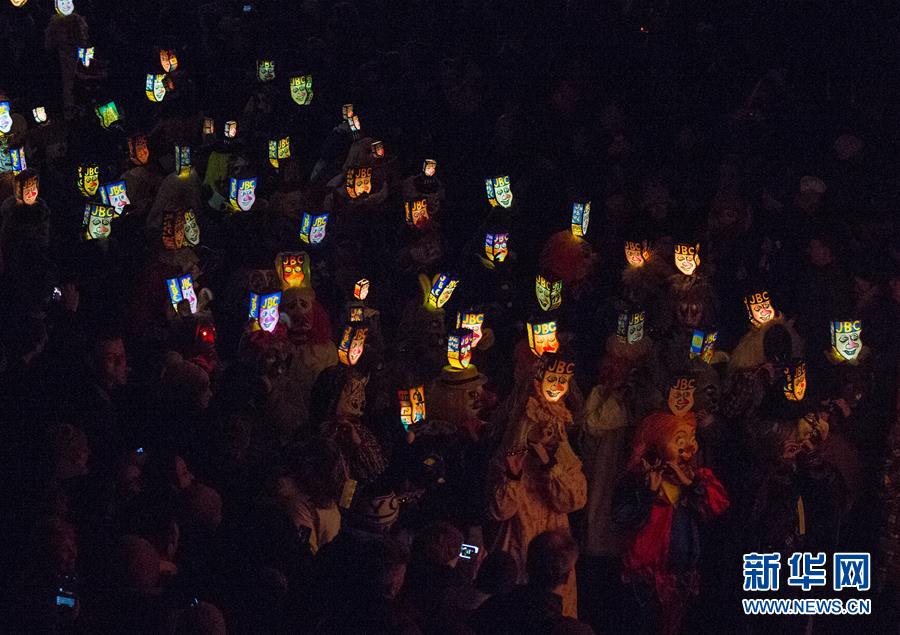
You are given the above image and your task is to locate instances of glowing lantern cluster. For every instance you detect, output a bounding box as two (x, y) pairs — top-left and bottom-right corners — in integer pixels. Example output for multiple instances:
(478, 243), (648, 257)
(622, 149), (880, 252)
(398, 385), (426, 430)
(689, 329), (718, 363)
(248, 292), (281, 333)
(783, 360), (807, 402)
(99, 181), (130, 214)
(446, 329), (473, 370)
(300, 212), (329, 245)
(526, 319), (559, 357)
(667, 377), (696, 417)
(290, 75), (313, 106)
(616, 310), (646, 344)
(145, 74), (166, 102)
(405, 199), (430, 229)
(77, 163), (100, 197)
(83, 204), (115, 240)
(485, 175), (513, 208)
(338, 323), (368, 366)
(456, 310), (485, 348)
(831, 320), (862, 362)
(345, 167), (372, 198)
(484, 232), (509, 264)
(228, 177), (256, 212)
(571, 201), (590, 237)
(424, 273), (458, 310)
(744, 290), (776, 328)
(535, 274), (562, 311)
(166, 274), (198, 314)
(674, 242), (701, 275)
(268, 137), (291, 168)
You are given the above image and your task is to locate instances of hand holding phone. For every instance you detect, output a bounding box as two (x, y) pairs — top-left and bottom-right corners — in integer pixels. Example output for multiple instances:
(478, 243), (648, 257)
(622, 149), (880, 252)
(459, 543), (479, 560)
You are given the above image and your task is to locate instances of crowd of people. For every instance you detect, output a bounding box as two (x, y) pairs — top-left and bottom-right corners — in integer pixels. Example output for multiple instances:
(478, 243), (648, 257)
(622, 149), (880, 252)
(0, 1), (899, 633)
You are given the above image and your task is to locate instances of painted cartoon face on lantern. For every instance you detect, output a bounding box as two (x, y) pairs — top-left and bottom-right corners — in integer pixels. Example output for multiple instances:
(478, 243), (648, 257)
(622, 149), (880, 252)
(353, 279), (369, 301)
(456, 311), (485, 348)
(223, 120), (237, 139)
(624, 240), (651, 267)
(268, 138), (290, 168)
(145, 74), (166, 102)
(183, 211), (200, 246)
(55, 0), (74, 16)
(539, 360), (575, 403)
(447, 329), (474, 369)
(744, 291), (776, 327)
(32, 107), (47, 124)
(690, 329), (718, 363)
(84, 204), (114, 240)
(371, 141), (385, 158)
(398, 386), (426, 429)
(160, 49), (178, 72)
(300, 213), (329, 245)
(128, 136), (149, 165)
(337, 375), (368, 419)
(423, 159), (437, 178)
(338, 325), (368, 366)
(667, 378), (696, 417)
(674, 243), (701, 275)
(831, 320), (862, 361)
(617, 311), (646, 344)
(228, 178), (256, 212)
(257, 293), (281, 333)
(535, 274), (563, 312)
(180, 275), (198, 314)
(11, 0), (29, 7)
(279, 253), (307, 288)
(426, 274), (458, 310)
(19, 176), (39, 205)
(484, 233), (509, 264)
(290, 75), (313, 106)
(571, 201), (590, 237)
(0, 102), (12, 134)
(783, 361), (807, 402)
(661, 420), (698, 467)
(257, 60), (275, 82)
(345, 167), (373, 198)
(77, 164), (100, 197)
(406, 199), (430, 229)
(485, 176), (512, 208)
(100, 181), (129, 214)
(78, 47), (94, 67)
(527, 320), (559, 356)
(9, 147), (26, 173)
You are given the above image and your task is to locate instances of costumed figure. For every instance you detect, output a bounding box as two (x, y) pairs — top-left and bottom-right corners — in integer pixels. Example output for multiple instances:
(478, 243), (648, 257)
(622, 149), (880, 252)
(621, 238), (676, 335)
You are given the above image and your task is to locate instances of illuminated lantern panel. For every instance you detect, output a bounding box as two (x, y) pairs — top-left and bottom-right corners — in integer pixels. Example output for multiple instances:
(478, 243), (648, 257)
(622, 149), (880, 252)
(425, 273), (458, 310)
(485, 175), (513, 208)
(535, 274), (562, 311)
(290, 75), (313, 106)
(277, 252), (309, 289)
(456, 311), (485, 348)
(674, 243), (701, 275)
(624, 239), (651, 267)
(248, 292), (281, 333)
(228, 177), (257, 212)
(526, 320), (559, 357)
(667, 377), (696, 417)
(371, 140), (385, 158)
(83, 204), (115, 240)
(484, 232), (509, 264)
(300, 212), (329, 245)
(145, 74), (166, 102)
(342, 104), (354, 120)
(616, 310), (646, 344)
(55, 0), (74, 15)
(348, 115), (361, 133)
(202, 118), (215, 136)
(423, 159), (437, 178)
(9, 147), (26, 174)
(224, 120), (237, 139)
(349, 306), (364, 322)
(540, 358), (575, 403)
(15, 172), (39, 205)
(77, 164), (100, 197)
(128, 135), (149, 166)
(11, 0), (29, 7)
(345, 167), (373, 199)
(175, 146), (192, 176)
(744, 290), (776, 328)
(405, 199), (430, 229)
(783, 360), (808, 402)
(338, 324), (368, 366)
(160, 49), (178, 73)
(446, 328), (474, 370)
(571, 201), (590, 237)
(830, 320), (862, 362)
(268, 137), (291, 168)
(0, 101), (11, 133)
(257, 59), (276, 82)
(166, 274), (198, 314)
(99, 181), (130, 215)
(689, 329), (718, 364)
(78, 47), (94, 68)
(32, 106), (48, 124)
(354, 279), (370, 301)
(95, 102), (121, 129)
(398, 386), (426, 430)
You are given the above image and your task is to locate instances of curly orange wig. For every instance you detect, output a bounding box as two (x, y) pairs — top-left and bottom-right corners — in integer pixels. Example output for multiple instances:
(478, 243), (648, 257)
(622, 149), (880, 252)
(627, 411), (697, 472)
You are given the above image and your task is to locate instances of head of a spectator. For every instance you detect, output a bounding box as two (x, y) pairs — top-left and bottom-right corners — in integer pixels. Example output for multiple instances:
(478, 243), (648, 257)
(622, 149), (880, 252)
(94, 333), (128, 391)
(525, 530), (579, 594)
(46, 423), (90, 480)
(410, 521), (464, 569)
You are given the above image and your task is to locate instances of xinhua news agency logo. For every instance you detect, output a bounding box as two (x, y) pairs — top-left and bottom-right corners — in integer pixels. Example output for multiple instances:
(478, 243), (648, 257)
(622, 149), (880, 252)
(741, 552), (872, 616)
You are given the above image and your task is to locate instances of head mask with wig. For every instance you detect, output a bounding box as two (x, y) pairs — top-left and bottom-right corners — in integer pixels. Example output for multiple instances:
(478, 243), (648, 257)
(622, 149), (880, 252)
(628, 411), (698, 472)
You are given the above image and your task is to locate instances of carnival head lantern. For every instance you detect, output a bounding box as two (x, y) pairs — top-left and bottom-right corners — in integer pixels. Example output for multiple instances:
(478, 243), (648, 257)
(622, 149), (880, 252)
(55, 0), (74, 16)
(145, 74), (166, 102)
(667, 376), (696, 417)
(268, 137), (290, 168)
(9, 147), (26, 174)
(674, 242), (701, 275)
(535, 273), (563, 311)
(526, 319), (559, 357)
(224, 120), (237, 139)
(423, 273), (459, 310)
(95, 102), (121, 129)
(83, 204), (114, 240)
(689, 329), (718, 364)
(624, 240), (651, 267)
(32, 107), (48, 124)
(345, 167), (373, 199)
(175, 146), (191, 177)
(338, 323), (368, 366)
(830, 320), (862, 362)
(537, 355), (575, 403)
(446, 329), (474, 370)
(128, 135), (149, 166)
(77, 47), (94, 67)
(290, 75), (313, 106)
(485, 175), (513, 208)
(76, 163), (100, 197)
(744, 290), (776, 328)
(0, 101), (12, 134)
(456, 310), (485, 348)
(159, 49), (178, 72)
(371, 140), (385, 159)
(166, 274), (198, 314)
(484, 232), (509, 265)
(783, 359), (807, 402)
(275, 252), (310, 289)
(228, 177), (256, 212)
(14, 170), (39, 206)
(249, 292), (282, 333)
(202, 118), (214, 137)
(162, 209), (199, 249)
(354, 279), (370, 301)
(300, 212), (329, 245)
(616, 309), (646, 344)
(423, 159), (437, 178)
(571, 201), (590, 237)
(257, 59), (275, 82)
(10, 0), (28, 7)
(398, 385), (426, 430)
(99, 181), (130, 214)
(405, 199), (430, 229)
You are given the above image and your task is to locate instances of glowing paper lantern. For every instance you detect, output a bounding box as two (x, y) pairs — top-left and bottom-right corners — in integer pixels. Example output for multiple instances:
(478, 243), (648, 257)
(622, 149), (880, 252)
(0, 101), (11, 134)
(571, 201), (590, 237)
(624, 241), (651, 267)
(744, 290), (776, 328)
(55, 0), (74, 16)
(689, 329), (718, 363)
(95, 101), (121, 129)
(275, 252), (310, 289)
(484, 233), (509, 264)
(83, 204), (114, 240)
(202, 118), (214, 136)
(300, 212), (329, 245)
(160, 49), (178, 73)
(485, 175), (513, 208)
(9, 147), (26, 174)
(667, 377), (696, 417)
(354, 279), (370, 301)
(76, 163), (100, 197)
(371, 140), (385, 158)
(162, 210), (199, 250)
(338, 323), (368, 366)
(526, 320), (559, 357)
(166, 274), (198, 314)
(456, 311), (485, 348)
(221, 120), (236, 139)
(446, 329), (474, 370)
(128, 135), (149, 166)
(248, 292), (281, 333)
(257, 59), (275, 82)
(32, 107), (48, 124)
(11, 0), (28, 7)
(616, 310), (646, 344)
(14, 171), (39, 205)
(348, 115), (361, 134)
(345, 167), (372, 198)
(78, 47), (94, 67)
(423, 159), (437, 178)
(175, 146), (192, 177)
(228, 177), (256, 212)
(342, 104), (354, 120)
(99, 181), (130, 214)
(398, 386), (426, 430)
(674, 243), (701, 275)
(349, 306), (364, 322)
(783, 360), (807, 402)
(830, 320), (862, 362)
(540, 357), (575, 403)
(535, 274), (562, 312)
(145, 74), (166, 102)
(405, 199), (430, 229)
(424, 273), (459, 310)
(268, 137), (291, 168)
(290, 75), (313, 106)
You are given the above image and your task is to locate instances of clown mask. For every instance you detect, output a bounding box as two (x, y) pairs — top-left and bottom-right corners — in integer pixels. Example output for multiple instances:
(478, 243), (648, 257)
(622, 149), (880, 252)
(16, 174), (39, 206)
(676, 300), (704, 328)
(338, 325), (368, 366)
(831, 320), (862, 362)
(405, 199), (430, 229)
(100, 181), (130, 214)
(624, 240), (651, 267)
(526, 320), (559, 356)
(84, 204), (114, 240)
(145, 74), (166, 102)
(535, 274), (562, 312)
(537, 358), (575, 403)
(616, 310), (646, 344)
(744, 291), (776, 328)
(0, 101), (11, 134)
(229, 177), (256, 212)
(337, 374), (368, 420)
(661, 419), (698, 470)
(667, 377), (696, 417)
(290, 75), (313, 106)
(674, 243), (700, 275)
(783, 360), (807, 402)
(257, 59), (276, 82)
(183, 211), (200, 246)
(55, 0), (74, 15)
(485, 175), (513, 208)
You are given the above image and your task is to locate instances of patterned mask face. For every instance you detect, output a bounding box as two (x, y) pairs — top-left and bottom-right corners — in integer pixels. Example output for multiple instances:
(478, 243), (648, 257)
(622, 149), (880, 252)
(290, 75), (313, 106)
(744, 291), (776, 327)
(527, 321), (559, 356)
(830, 320), (862, 361)
(337, 375), (369, 419)
(540, 359), (575, 402)
(485, 175), (512, 208)
(667, 377), (696, 417)
(674, 243), (700, 275)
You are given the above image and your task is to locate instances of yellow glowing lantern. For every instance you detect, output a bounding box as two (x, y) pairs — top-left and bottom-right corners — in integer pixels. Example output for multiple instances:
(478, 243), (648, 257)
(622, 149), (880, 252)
(83, 204), (115, 240)
(348, 306), (364, 322)
(95, 101), (121, 129)
(9, 147), (26, 174)
(345, 167), (373, 198)
(338, 323), (368, 366)
(162, 210), (199, 250)
(268, 137), (291, 168)
(160, 49), (178, 72)
(616, 309), (646, 344)
(354, 279), (370, 301)
(224, 120), (237, 139)
(202, 118), (214, 136)
(423, 159), (437, 178)
(624, 240), (651, 267)
(145, 74), (166, 102)
(166, 274), (198, 314)
(77, 163), (100, 197)
(371, 140), (385, 158)
(249, 292), (281, 333)
(300, 212), (329, 245)
(783, 360), (807, 402)
(539, 357), (575, 403)
(744, 290), (777, 328)
(485, 175), (513, 208)
(342, 104), (354, 120)
(689, 329), (718, 363)
(447, 329), (474, 370)
(423, 273), (459, 310)
(128, 135), (149, 166)
(571, 201), (590, 237)
(674, 242), (701, 275)
(32, 106), (48, 124)
(484, 232), (509, 264)
(175, 146), (192, 177)
(55, 0), (74, 16)
(526, 320), (559, 357)
(14, 170), (39, 206)
(0, 101), (11, 134)
(228, 177), (256, 212)
(405, 199), (430, 229)
(11, 0), (28, 7)
(456, 310), (485, 348)
(830, 320), (862, 362)
(398, 385), (426, 430)
(99, 181), (130, 214)
(667, 376), (696, 417)
(275, 252), (310, 289)
(257, 59), (275, 82)
(535, 273), (562, 312)
(290, 75), (313, 106)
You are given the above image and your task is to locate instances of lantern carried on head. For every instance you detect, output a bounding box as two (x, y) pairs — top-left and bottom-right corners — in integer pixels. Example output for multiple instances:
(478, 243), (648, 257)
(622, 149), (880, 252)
(535, 273), (562, 312)
(159, 48), (178, 72)
(268, 137), (290, 168)
(485, 175), (513, 208)
(423, 273), (459, 310)
(783, 360), (807, 402)
(99, 181), (129, 214)
(202, 118), (214, 137)
(689, 329), (718, 364)
(83, 204), (114, 240)
(526, 319), (559, 357)
(274, 252), (310, 290)
(289, 75), (313, 106)
(166, 274), (198, 314)
(345, 167), (372, 198)
(744, 290), (776, 328)
(55, 0), (74, 14)
(371, 140), (385, 159)
(14, 170), (39, 206)
(226, 177), (255, 212)
(354, 279), (370, 301)
(398, 385), (426, 430)
(32, 107), (48, 124)
(571, 200), (590, 237)
(405, 199), (430, 229)
(9, 147), (26, 174)
(145, 74), (166, 102)
(667, 376), (696, 417)
(423, 159), (437, 179)
(162, 210), (199, 250)
(76, 163), (100, 197)
(257, 59), (275, 82)
(11, 0), (28, 7)
(456, 310), (485, 348)
(446, 329), (474, 370)
(830, 320), (862, 362)
(174, 145), (191, 177)
(224, 120), (237, 139)
(0, 101), (12, 134)
(616, 309), (646, 344)
(300, 212), (329, 245)
(484, 232), (509, 264)
(77, 47), (94, 67)
(95, 101), (121, 129)
(338, 323), (368, 366)
(128, 135), (149, 166)
(538, 356), (575, 403)
(248, 292), (281, 333)
(674, 242), (701, 275)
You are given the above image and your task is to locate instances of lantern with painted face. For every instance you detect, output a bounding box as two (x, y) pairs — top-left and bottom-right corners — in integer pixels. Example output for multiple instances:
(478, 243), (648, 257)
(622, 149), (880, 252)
(175, 146), (191, 177)
(145, 74), (166, 102)
(485, 175), (513, 208)
(354, 279), (369, 301)
(300, 212), (329, 245)
(202, 118), (214, 137)
(95, 102), (120, 129)
(783, 360), (807, 402)
(456, 311), (485, 348)
(571, 201), (590, 237)
(338, 323), (368, 366)
(249, 292), (281, 333)
(674, 243), (701, 275)
(224, 120), (237, 139)
(624, 239), (652, 267)
(403, 199), (430, 229)
(9, 147), (26, 174)
(11, 0), (28, 7)
(535, 274), (563, 312)
(744, 290), (776, 328)
(268, 137), (290, 168)
(166, 274), (198, 314)
(78, 47), (94, 67)
(55, 0), (74, 16)
(289, 75), (313, 106)
(275, 252), (310, 289)
(342, 104), (354, 120)
(689, 329), (718, 364)
(99, 181), (130, 215)
(398, 385), (426, 430)
(77, 163), (100, 197)
(484, 233), (509, 264)
(616, 310), (646, 344)
(526, 320), (559, 357)
(538, 356), (575, 403)
(447, 329), (474, 370)
(423, 159), (437, 179)
(128, 135), (149, 166)
(228, 177), (256, 212)
(831, 320), (862, 362)
(345, 167), (372, 198)
(371, 140), (385, 159)
(160, 49), (178, 72)
(424, 273), (459, 310)
(83, 204), (114, 240)
(667, 377), (696, 417)
(257, 59), (275, 82)
(14, 170), (39, 206)
(0, 101), (12, 134)
(32, 107), (48, 124)
(348, 115), (361, 134)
